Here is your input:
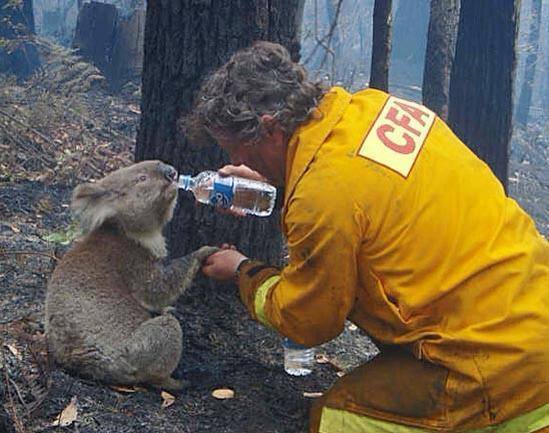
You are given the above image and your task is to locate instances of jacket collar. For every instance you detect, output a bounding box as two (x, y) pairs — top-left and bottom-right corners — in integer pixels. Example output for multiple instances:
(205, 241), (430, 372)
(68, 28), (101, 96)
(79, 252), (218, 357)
(283, 87), (352, 207)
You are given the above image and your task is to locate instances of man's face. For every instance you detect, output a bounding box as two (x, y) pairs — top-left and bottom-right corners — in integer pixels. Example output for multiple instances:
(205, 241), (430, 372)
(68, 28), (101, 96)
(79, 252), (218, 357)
(216, 122), (287, 187)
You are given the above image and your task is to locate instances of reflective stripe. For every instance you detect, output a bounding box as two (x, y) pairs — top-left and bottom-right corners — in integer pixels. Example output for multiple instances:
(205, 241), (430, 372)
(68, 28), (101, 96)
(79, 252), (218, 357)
(253, 275), (280, 328)
(319, 408), (430, 433)
(467, 404), (549, 433)
(318, 404), (549, 433)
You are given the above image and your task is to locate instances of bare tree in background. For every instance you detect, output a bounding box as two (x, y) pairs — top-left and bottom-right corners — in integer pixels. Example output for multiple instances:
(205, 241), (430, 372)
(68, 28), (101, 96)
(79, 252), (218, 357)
(136, 0), (305, 260)
(0, 0), (40, 79)
(72, 1), (118, 80)
(301, 0), (343, 84)
(301, 0), (374, 89)
(422, 0), (460, 119)
(323, 0), (341, 76)
(516, 0), (542, 126)
(369, 0), (392, 91)
(448, 0), (520, 191)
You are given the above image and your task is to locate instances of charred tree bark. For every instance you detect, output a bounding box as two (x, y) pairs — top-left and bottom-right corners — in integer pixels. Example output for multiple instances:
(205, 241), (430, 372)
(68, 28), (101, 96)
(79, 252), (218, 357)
(370, 0), (392, 91)
(136, 0), (305, 260)
(448, 0), (520, 191)
(110, 7), (145, 89)
(422, 0), (460, 120)
(72, 2), (118, 80)
(516, 0), (542, 126)
(0, 0), (40, 80)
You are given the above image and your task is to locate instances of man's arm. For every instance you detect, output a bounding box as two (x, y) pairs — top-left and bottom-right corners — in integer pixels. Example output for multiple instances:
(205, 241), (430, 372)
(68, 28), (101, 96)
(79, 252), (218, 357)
(237, 180), (363, 347)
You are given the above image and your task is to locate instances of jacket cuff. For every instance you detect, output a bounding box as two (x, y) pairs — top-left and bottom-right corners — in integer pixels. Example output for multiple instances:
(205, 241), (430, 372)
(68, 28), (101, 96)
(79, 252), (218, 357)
(237, 259), (280, 319)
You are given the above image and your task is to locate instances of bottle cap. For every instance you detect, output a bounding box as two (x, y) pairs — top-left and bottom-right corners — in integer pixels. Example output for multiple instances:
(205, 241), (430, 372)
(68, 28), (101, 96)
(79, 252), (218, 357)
(178, 175), (191, 190)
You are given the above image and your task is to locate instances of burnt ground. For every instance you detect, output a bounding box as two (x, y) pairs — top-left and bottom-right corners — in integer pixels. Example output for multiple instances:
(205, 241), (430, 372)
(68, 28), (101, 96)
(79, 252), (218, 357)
(0, 40), (547, 433)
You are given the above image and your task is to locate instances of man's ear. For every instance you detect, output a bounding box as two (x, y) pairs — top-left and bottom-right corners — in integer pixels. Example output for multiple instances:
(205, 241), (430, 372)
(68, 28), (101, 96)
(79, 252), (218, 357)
(260, 114), (284, 138)
(259, 114), (278, 134)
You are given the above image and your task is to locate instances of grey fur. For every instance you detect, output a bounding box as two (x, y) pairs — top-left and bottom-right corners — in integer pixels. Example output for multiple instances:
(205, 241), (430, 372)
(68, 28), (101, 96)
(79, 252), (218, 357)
(45, 160), (218, 390)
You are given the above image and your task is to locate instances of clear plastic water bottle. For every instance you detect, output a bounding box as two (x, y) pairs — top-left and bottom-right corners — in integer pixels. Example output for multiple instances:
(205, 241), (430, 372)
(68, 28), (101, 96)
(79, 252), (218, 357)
(178, 170), (277, 217)
(282, 338), (315, 376)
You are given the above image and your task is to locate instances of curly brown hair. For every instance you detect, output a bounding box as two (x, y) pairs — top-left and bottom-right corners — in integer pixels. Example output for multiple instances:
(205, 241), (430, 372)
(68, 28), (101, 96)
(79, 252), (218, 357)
(185, 41), (325, 146)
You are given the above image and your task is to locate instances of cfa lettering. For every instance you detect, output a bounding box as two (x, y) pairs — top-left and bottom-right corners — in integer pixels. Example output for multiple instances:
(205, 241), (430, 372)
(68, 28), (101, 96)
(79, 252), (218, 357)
(376, 101), (431, 154)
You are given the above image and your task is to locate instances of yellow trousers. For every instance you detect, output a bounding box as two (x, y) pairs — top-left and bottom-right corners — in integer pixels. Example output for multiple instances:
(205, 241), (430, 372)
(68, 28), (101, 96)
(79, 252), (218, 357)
(309, 347), (549, 433)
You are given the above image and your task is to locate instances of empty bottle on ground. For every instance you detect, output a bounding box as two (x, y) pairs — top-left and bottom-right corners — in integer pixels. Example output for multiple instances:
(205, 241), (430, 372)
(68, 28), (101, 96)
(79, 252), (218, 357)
(282, 337), (315, 376)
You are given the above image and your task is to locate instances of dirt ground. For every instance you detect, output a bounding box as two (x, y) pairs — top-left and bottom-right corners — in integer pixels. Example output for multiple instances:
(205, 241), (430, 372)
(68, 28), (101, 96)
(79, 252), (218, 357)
(1, 40), (547, 433)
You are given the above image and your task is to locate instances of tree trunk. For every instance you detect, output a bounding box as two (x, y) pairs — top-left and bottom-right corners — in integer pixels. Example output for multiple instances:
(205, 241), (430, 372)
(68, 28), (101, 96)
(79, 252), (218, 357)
(370, 0), (392, 91)
(72, 2), (118, 80)
(110, 7), (145, 89)
(0, 0), (40, 80)
(448, 0), (520, 191)
(516, 0), (542, 126)
(136, 0), (305, 261)
(422, 0), (460, 120)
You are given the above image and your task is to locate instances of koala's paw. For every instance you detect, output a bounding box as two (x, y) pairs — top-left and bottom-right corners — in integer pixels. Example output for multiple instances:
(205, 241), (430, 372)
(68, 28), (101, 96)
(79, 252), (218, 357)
(192, 245), (220, 262)
(177, 246), (220, 284)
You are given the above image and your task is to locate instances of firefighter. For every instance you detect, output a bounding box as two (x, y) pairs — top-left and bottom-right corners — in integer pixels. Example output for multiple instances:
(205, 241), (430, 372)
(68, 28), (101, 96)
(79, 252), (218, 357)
(187, 41), (549, 432)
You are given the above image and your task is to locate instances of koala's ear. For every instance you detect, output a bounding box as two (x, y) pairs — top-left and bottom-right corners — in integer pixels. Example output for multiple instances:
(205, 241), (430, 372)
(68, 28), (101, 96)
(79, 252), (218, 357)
(71, 182), (109, 211)
(73, 182), (107, 199)
(71, 182), (114, 233)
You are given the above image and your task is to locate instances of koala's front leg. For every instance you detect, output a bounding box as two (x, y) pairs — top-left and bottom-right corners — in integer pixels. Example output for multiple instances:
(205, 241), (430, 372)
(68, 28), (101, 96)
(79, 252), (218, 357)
(132, 246), (219, 311)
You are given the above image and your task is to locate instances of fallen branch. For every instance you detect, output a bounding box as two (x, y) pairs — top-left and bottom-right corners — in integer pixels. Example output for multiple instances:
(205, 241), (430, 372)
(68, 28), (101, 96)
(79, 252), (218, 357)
(62, 104), (135, 144)
(0, 122), (56, 168)
(1, 344), (27, 433)
(8, 377), (29, 412)
(0, 108), (55, 148)
(0, 250), (59, 262)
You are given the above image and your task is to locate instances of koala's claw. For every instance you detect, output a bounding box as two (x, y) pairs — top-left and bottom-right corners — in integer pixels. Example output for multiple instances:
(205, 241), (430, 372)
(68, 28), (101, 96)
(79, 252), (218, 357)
(193, 246), (220, 262)
(161, 306), (176, 315)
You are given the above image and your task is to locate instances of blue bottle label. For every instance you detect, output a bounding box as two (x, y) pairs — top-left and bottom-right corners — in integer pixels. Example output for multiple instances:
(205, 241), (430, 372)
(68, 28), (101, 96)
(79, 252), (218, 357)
(210, 177), (234, 208)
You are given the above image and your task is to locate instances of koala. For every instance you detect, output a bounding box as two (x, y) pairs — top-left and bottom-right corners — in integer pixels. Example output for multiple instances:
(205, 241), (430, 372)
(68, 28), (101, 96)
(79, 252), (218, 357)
(45, 160), (218, 390)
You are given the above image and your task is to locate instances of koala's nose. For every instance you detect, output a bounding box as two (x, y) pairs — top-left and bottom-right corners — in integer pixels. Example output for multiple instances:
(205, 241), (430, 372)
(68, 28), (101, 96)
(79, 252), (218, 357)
(161, 164), (177, 182)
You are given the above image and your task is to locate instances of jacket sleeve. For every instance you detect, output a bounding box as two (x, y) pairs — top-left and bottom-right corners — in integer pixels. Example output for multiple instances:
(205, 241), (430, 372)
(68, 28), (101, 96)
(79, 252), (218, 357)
(238, 177), (363, 347)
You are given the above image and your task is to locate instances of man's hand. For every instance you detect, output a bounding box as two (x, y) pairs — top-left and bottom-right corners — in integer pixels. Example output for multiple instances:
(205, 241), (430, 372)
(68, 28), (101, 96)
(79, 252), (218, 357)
(218, 164), (267, 182)
(215, 165), (268, 217)
(202, 246), (248, 281)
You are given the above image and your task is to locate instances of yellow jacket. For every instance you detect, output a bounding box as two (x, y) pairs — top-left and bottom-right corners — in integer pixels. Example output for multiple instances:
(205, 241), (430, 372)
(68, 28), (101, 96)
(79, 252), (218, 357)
(237, 87), (549, 429)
